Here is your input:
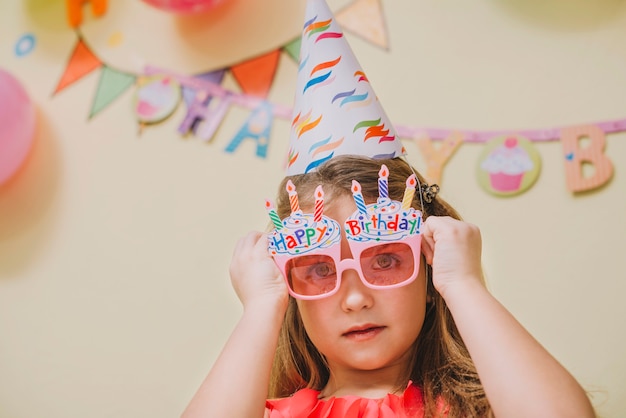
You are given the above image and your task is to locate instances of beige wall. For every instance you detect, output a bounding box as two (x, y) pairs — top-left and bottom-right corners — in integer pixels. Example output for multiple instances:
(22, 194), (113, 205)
(1, 0), (625, 416)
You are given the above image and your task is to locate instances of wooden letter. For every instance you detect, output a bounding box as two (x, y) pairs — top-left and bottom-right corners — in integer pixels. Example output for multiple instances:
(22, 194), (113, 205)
(561, 124), (613, 192)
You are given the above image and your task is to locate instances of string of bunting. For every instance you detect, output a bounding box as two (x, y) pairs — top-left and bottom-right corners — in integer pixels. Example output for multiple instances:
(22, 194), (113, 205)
(51, 4), (622, 197)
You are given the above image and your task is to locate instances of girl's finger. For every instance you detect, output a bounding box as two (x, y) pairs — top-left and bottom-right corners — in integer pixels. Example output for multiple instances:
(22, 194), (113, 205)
(420, 218), (435, 265)
(253, 232), (269, 253)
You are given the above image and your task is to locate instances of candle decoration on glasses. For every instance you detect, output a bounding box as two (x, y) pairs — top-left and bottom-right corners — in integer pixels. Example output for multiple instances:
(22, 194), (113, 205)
(401, 174), (417, 210)
(378, 165), (389, 199)
(346, 168), (423, 243)
(265, 199), (284, 230)
(286, 180), (301, 214)
(314, 185), (324, 223)
(351, 180), (368, 214)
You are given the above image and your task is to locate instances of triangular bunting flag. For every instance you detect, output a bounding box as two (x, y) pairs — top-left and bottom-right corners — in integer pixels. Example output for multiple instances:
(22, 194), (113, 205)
(336, 0), (390, 49)
(89, 66), (136, 118)
(230, 49), (281, 98)
(53, 38), (103, 94)
(282, 37), (302, 63)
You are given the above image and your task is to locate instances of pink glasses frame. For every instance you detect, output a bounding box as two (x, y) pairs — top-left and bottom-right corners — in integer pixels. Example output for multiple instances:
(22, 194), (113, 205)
(272, 233), (422, 300)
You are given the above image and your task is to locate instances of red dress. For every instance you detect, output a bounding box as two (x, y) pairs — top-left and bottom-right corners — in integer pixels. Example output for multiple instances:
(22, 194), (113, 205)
(265, 383), (427, 418)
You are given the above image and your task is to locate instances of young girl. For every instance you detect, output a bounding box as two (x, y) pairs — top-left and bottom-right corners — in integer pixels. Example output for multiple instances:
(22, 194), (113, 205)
(181, 155), (594, 418)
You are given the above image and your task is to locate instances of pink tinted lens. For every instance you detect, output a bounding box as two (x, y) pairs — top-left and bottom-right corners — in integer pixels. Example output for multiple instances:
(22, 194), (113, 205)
(360, 242), (415, 286)
(285, 254), (338, 297)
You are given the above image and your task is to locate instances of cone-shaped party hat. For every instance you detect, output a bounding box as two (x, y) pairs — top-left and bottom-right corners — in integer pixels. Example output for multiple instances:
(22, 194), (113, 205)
(286, 0), (406, 175)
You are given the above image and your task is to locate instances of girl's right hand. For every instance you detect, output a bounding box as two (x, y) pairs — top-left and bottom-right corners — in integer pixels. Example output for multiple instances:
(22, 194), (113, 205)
(229, 231), (289, 312)
(182, 232), (289, 418)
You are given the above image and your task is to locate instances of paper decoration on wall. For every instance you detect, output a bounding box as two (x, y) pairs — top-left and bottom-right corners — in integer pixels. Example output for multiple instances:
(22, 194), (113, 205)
(230, 49), (281, 99)
(134, 75), (181, 124)
(336, 0), (390, 49)
(181, 71), (225, 108)
(413, 131), (463, 185)
(477, 135), (541, 197)
(561, 125), (613, 192)
(54, 38), (102, 94)
(14, 33), (36, 57)
(91, 67), (136, 118)
(283, 38), (302, 63)
(224, 101), (273, 157)
(193, 95), (233, 141)
(66, 0), (108, 28)
(179, 69), (226, 136)
(395, 119), (626, 143)
(48, 1), (625, 197)
(106, 31), (124, 48)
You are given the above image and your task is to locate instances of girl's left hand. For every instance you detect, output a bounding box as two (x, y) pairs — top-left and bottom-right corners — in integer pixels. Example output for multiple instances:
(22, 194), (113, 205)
(420, 216), (485, 299)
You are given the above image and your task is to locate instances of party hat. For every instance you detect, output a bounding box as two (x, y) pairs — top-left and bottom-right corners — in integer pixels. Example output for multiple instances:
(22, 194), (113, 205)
(286, 0), (406, 175)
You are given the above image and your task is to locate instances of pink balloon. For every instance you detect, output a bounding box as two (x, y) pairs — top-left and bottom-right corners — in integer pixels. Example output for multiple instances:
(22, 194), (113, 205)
(142, 0), (225, 14)
(0, 68), (36, 186)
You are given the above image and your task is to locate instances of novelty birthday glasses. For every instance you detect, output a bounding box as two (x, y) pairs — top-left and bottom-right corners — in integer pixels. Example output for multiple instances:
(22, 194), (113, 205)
(266, 166), (423, 300)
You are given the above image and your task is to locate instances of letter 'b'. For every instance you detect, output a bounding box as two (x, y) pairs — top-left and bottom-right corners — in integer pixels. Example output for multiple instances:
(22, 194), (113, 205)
(561, 124), (613, 192)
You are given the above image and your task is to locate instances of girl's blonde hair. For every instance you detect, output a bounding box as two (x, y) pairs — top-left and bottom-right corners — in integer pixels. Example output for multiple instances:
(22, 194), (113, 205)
(268, 155), (492, 417)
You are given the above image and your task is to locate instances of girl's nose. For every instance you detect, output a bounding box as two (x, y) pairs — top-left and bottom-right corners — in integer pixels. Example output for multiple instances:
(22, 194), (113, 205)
(337, 236), (373, 310)
(339, 268), (374, 312)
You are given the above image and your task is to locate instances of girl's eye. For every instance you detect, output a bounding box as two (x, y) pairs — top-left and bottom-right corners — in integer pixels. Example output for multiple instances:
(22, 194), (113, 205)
(312, 263), (333, 278)
(287, 255), (336, 285)
(372, 254), (398, 270)
(309, 263), (335, 279)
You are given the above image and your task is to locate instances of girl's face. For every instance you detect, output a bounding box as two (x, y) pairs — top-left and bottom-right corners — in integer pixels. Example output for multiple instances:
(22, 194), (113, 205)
(296, 194), (428, 383)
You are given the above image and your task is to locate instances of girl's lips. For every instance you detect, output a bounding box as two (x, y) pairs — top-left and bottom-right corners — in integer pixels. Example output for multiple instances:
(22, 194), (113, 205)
(342, 325), (386, 341)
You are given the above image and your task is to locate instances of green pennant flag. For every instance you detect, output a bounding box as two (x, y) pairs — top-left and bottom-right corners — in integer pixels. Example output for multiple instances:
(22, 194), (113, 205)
(89, 66), (136, 119)
(283, 37), (301, 63)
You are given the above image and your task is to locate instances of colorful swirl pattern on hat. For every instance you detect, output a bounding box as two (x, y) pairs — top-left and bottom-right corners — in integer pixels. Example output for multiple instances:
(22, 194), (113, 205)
(286, 0), (406, 175)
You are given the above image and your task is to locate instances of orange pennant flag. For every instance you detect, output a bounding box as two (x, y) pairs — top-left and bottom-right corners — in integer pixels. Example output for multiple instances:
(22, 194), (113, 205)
(54, 38), (103, 94)
(230, 49), (281, 99)
(336, 0), (389, 49)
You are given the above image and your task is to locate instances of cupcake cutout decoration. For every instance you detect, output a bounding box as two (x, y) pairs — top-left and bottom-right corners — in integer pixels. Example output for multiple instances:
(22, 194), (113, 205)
(134, 75), (181, 124)
(477, 135), (541, 196)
